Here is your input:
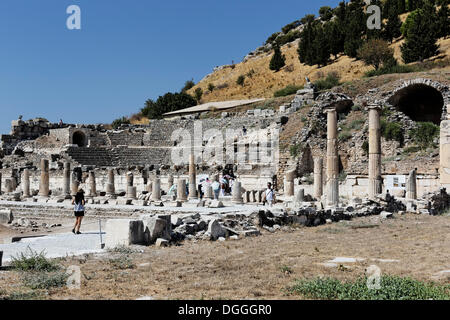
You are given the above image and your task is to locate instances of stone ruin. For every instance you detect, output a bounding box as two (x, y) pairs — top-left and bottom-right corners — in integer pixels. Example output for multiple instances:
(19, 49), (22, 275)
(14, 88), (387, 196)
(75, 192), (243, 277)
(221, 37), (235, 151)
(0, 77), (450, 248)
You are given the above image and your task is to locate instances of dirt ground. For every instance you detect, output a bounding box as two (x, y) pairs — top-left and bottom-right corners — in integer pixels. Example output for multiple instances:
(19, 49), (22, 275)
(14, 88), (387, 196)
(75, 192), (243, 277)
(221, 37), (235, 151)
(1, 213), (449, 300)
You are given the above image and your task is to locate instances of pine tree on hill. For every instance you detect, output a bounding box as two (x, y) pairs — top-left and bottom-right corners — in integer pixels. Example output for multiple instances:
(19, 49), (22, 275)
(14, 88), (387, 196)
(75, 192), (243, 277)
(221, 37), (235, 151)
(436, 0), (450, 38)
(269, 45), (286, 71)
(313, 24), (331, 67)
(401, 1), (440, 63)
(298, 21), (317, 65)
(344, 0), (367, 58)
(383, 0), (403, 42)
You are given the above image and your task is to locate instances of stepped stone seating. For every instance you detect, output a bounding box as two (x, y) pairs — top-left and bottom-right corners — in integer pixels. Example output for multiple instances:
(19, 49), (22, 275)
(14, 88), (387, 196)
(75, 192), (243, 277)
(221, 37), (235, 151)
(107, 132), (144, 146)
(113, 148), (171, 167)
(67, 147), (115, 167)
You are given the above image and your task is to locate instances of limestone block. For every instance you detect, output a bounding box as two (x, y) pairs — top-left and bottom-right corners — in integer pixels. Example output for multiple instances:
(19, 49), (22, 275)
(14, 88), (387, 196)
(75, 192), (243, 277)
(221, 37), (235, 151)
(142, 217), (170, 245)
(207, 219), (226, 240)
(105, 219), (144, 249)
(0, 209), (13, 224)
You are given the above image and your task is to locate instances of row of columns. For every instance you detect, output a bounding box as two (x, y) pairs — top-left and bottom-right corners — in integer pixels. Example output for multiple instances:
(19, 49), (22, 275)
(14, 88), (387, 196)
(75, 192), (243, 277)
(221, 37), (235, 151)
(291, 104), (417, 207)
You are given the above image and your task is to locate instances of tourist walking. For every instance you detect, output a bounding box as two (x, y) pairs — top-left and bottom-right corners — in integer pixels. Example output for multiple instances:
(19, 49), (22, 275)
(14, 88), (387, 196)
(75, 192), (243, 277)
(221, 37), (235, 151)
(264, 182), (275, 207)
(72, 188), (85, 234)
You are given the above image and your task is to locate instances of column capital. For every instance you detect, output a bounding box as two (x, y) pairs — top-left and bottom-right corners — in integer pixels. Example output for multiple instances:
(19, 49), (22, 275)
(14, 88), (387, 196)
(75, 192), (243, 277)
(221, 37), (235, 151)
(368, 104), (382, 111)
(324, 107), (337, 113)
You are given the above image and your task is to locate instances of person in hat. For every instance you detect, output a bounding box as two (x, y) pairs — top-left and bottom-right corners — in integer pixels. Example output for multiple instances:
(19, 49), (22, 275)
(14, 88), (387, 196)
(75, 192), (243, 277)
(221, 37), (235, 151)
(72, 188), (85, 234)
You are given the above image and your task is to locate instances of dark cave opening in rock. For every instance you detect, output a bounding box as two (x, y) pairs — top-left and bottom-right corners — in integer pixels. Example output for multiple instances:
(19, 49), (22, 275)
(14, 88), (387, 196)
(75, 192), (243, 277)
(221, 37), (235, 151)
(388, 84), (444, 125)
(72, 131), (87, 147)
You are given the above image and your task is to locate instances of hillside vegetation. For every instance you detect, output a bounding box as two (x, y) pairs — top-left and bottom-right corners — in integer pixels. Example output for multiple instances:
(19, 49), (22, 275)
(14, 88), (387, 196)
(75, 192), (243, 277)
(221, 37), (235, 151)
(122, 0), (449, 125)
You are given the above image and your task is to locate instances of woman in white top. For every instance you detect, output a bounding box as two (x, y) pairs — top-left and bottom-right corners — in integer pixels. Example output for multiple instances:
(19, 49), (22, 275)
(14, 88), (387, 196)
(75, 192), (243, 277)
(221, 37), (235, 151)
(265, 183), (275, 207)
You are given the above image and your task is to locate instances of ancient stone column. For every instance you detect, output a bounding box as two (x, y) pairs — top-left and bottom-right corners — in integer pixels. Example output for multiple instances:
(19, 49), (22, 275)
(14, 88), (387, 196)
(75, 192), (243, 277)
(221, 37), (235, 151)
(440, 110), (450, 187)
(326, 109), (339, 207)
(296, 189), (304, 203)
(168, 175), (174, 189)
(0, 172), (2, 194)
(188, 154), (197, 200)
(127, 186), (137, 200)
(406, 169), (417, 200)
(22, 169), (30, 198)
(243, 191), (250, 203)
(151, 177), (161, 201)
(146, 180), (153, 193)
(368, 104), (382, 199)
(284, 170), (295, 197)
(126, 172), (134, 187)
(232, 181), (243, 204)
(205, 185), (213, 200)
(5, 179), (14, 193)
(71, 175), (80, 197)
(63, 162), (71, 197)
(106, 169), (115, 195)
(88, 171), (97, 197)
(314, 157), (323, 199)
(38, 159), (50, 197)
(177, 179), (188, 201)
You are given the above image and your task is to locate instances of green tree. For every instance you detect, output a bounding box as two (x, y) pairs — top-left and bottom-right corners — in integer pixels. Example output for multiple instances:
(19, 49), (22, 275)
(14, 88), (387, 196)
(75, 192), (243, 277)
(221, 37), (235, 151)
(236, 75), (245, 86)
(181, 79), (195, 92)
(401, 2), (439, 62)
(269, 44), (286, 71)
(358, 39), (395, 70)
(343, 0), (367, 58)
(383, 0), (403, 41)
(319, 6), (333, 21)
(298, 20), (317, 65)
(436, 0), (450, 38)
(141, 92), (197, 119)
(194, 88), (203, 104)
(313, 24), (330, 66)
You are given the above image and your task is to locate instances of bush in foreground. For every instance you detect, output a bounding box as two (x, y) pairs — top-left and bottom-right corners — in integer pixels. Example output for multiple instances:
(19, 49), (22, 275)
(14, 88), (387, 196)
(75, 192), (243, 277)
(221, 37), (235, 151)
(287, 275), (450, 300)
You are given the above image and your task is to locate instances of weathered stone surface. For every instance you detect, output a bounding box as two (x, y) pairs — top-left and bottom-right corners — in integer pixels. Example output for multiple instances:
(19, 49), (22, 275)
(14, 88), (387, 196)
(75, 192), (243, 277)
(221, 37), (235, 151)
(142, 217), (170, 245)
(105, 219), (144, 248)
(207, 219), (226, 240)
(155, 238), (169, 247)
(0, 209), (13, 224)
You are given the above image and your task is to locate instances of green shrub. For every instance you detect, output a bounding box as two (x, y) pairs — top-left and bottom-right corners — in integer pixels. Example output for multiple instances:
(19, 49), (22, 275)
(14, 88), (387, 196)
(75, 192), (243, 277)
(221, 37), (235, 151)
(109, 255), (136, 270)
(313, 73), (341, 91)
(287, 275), (450, 300)
(11, 248), (60, 272)
(274, 85), (303, 97)
(290, 143), (303, 158)
(22, 271), (68, 290)
(349, 119), (365, 130)
(381, 120), (404, 144)
(338, 131), (352, 142)
(352, 105), (362, 111)
(402, 146), (423, 154)
(365, 64), (418, 77)
(236, 75), (245, 86)
(409, 122), (440, 148)
(111, 117), (130, 130)
(208, 83), (215, 92)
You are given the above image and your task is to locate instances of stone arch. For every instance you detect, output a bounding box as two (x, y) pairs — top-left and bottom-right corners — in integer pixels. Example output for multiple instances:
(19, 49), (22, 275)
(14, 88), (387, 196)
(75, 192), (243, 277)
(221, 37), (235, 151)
(72, 131), (87, 147)
(386, 79), (449, 125)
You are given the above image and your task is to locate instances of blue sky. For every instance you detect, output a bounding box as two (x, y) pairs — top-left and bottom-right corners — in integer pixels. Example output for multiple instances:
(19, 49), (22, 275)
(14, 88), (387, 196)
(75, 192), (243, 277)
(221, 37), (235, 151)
(0, 0), (341, 134)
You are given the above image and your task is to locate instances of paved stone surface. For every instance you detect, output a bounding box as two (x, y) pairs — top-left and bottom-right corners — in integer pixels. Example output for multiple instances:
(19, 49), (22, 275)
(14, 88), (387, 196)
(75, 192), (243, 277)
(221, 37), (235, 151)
(0, 231), (105, 263)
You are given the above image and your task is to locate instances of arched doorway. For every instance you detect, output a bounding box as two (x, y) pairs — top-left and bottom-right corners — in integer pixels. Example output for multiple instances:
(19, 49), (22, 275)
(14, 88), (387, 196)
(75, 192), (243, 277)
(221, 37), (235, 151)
(72, 131), (87, 147)
(387, 84), (444, 125)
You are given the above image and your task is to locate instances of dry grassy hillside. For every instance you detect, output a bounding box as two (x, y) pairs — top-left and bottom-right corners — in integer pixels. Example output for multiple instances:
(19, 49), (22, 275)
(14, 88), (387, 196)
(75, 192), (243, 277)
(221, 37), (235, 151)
(188, 33), (450, 103)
